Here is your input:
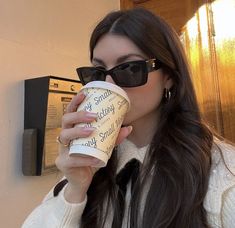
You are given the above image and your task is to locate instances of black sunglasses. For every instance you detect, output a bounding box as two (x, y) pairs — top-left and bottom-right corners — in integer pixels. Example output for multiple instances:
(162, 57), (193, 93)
(76, 59), (161, 88)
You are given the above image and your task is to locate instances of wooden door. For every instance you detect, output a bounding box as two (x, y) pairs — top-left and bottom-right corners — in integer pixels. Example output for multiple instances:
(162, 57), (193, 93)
(120, 0), (205, 33)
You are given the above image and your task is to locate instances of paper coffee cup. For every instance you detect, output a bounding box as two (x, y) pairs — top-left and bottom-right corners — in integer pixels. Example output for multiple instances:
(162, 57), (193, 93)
(69, 81), (130, 167)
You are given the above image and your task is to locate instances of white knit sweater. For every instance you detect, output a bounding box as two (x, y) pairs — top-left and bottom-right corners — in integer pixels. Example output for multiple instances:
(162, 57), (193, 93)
(22, 139), (235, 228)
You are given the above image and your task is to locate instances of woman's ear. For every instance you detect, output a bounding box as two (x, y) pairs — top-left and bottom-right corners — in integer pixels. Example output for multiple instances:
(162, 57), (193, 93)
(164, 74), (174, 90)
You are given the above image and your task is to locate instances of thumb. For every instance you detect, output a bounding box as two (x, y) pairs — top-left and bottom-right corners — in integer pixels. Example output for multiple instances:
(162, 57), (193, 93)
(115, 126), (133, 145)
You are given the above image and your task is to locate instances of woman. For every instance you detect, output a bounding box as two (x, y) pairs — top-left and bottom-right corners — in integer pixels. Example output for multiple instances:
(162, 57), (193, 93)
(22, 8), (235, 228)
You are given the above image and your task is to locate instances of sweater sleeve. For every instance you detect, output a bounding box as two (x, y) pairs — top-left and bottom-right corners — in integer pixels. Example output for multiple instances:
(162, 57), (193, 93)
(22, 184), (87, 228)
(221, 185), (235, 227)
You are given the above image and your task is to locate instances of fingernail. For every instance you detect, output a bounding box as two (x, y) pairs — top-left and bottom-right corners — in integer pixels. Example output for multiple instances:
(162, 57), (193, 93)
(127, 126), (133, 133)
(91, 158), (101, 165)
(85, 112), (97, 118)
(78, 92), (85, 97)
(83, 127), (96, 133)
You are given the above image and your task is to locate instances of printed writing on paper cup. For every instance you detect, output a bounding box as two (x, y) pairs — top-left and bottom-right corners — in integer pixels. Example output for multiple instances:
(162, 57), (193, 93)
(117, 99), (128, 110)
(94, 89), (112, 105)
(97, 104), (115, 120)
(81, 137), (97, 148)
(83, 101), (92, 112)
(99, 123), (115, 142)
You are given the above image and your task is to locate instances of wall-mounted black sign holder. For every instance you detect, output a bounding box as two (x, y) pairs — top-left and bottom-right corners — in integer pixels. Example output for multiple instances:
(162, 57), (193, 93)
(23, 76), (82, 175)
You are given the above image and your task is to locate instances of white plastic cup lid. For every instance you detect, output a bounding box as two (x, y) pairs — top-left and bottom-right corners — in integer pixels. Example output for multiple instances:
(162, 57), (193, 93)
(80, 81), (130, 108)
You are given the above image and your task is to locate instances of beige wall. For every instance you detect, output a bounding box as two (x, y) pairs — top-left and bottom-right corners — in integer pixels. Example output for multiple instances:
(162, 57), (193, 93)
(0, 0), (119, 227)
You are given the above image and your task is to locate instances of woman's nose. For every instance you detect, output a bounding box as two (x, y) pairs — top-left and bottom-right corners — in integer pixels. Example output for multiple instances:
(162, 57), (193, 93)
(105, 75), (116, 85)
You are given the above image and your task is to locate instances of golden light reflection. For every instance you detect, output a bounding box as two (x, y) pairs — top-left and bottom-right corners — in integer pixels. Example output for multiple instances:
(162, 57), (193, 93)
(198, 5), (209, 50)
(182, 0), (235, 142)
(212, 0), (235, 68)
(187, 15), (198, 41)
(212, 0), (235, 41)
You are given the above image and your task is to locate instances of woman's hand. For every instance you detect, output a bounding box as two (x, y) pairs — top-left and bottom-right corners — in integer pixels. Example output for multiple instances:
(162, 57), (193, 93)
(55, 92), (132, 203)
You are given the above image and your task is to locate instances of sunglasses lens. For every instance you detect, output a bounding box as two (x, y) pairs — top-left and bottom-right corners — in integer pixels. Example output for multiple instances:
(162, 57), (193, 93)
(113, 61), (147, 87)
(77, 68), (105, 85)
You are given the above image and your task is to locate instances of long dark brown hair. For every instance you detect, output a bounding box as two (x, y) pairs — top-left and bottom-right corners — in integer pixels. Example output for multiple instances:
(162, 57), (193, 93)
(81, 8), (213, 228)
